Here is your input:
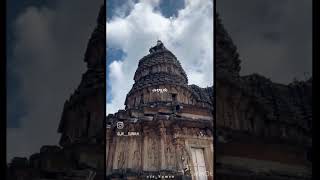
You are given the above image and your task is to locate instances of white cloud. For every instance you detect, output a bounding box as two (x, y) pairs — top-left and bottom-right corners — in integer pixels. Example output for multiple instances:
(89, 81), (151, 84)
(107, 0), (213, 114)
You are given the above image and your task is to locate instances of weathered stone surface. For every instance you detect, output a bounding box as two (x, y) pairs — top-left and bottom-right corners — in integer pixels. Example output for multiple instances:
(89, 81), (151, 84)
(107, 41), (214, 180)
(216, 13), (312, 180)
(125, 41), (213, 112)
(216, 14), (241, 82)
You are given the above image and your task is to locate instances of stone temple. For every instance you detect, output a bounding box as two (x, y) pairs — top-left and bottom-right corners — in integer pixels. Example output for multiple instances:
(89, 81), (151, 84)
(106, 41), (214, 179)
(215, 14), (312, 180)
(7, 4), (312, 180)
(7, 4), (106, 180)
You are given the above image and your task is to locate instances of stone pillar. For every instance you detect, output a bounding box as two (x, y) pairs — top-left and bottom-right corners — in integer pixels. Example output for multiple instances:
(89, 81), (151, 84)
(159, 123), (167, 170)
(142, 126), (150, 171)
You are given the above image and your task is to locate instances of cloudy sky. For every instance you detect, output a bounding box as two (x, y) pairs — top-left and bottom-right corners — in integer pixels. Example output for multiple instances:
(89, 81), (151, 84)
(217, 0), (312, 84)
(7, 0), (311, 163)
(106, 0), (214, 114)
(7, 0), (103, 162)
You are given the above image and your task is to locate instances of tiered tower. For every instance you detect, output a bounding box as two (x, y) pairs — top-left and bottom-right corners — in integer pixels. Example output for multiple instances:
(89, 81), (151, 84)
(215, 14), (312, 180)
(106, 41), (214, 180)
(57, 3), (105, 171)
(125, 40), (212, 110)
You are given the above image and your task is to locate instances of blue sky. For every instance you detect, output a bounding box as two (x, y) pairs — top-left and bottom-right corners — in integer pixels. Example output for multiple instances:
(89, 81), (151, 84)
(106, 47), (126, 103)
(106, 0), (186, 104)
(6, 0), (311, 163)
(106, 0), (214, 114)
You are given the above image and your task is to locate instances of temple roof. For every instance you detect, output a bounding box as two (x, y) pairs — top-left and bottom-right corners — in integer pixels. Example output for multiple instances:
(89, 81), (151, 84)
(132, 41), (188, 90)
(125, 41), (214, 108)
(215, 13), (241, 81)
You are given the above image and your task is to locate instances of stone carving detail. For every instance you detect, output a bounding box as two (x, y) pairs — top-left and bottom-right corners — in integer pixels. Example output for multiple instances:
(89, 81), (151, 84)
(149, 40), (167, 53)
(181, 144), (191, 175)
(106, 40), (213, 179)
(216, 12), (312, 179)
(125, 40), (214, 110)
(117, 139), (127, 169)
(84, 4), (105, 69)
(132, 150), (141, 169)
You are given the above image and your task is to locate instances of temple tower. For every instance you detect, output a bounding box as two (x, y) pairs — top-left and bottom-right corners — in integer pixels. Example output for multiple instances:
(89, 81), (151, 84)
(215, 13), (312, 180)
(57, 4), (105, 171)
(125, 40), (212, 110)
(106, 41), (214, 180)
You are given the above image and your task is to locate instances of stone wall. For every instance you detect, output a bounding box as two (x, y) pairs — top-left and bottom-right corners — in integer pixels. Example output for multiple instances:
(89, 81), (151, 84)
(215, 13), (312, 180)
(106, 106), (214, 180)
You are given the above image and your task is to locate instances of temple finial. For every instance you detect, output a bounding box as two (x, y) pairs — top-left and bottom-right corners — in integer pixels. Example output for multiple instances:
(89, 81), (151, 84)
(149, 40), (166, 54)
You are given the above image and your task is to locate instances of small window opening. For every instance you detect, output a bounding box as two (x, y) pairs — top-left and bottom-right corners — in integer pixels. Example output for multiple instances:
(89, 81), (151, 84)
(172, 94), (177, 102)
(140, 94), (144, 104)
(86, 112), (90, 136)
(249, 118), (254, 131)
